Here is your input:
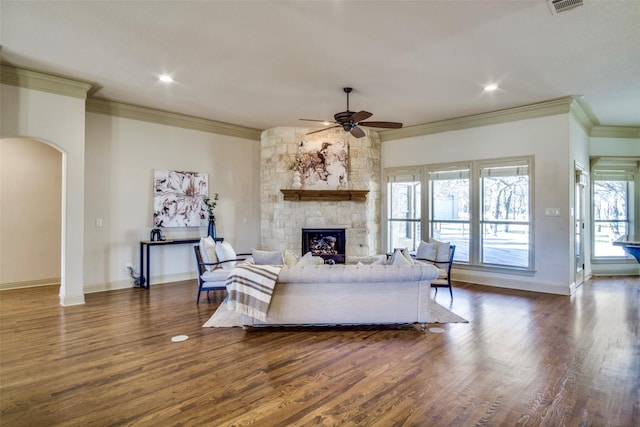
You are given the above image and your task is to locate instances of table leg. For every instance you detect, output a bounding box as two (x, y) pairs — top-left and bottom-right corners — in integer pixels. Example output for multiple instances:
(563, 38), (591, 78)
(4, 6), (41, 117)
(146, 244), (151, 288)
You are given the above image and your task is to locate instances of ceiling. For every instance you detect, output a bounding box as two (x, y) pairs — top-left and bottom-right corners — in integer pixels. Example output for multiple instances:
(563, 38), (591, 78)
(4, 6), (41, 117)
(2, 1), (640, 132)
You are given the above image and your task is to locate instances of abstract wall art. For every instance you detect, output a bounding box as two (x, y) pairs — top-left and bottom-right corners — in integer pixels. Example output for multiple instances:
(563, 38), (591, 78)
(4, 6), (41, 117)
(153, 170), (208, 227)
(296, 140), (348, 190)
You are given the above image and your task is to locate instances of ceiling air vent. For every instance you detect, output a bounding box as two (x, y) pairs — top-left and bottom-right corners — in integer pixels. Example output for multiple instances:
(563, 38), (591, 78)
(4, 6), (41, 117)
(548, 0), (584, 15)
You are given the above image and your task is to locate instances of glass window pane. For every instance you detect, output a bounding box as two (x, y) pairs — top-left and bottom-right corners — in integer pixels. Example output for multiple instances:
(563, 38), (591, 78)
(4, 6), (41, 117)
(593, 181), (628, 221)
(429, 169), (469, 262)
(432, 178), (469, 220)
(482, 175), (529, 221)
(481, 223), (529, 267)
(388, 179), (420, 252)
(389, 220), (421, 252)
(388, 182), (420, 220)
(594, 221), (627, 257)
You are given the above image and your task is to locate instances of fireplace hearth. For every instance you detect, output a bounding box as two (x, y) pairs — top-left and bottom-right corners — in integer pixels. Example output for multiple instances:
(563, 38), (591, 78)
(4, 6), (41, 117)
(301, 228), (346, 264)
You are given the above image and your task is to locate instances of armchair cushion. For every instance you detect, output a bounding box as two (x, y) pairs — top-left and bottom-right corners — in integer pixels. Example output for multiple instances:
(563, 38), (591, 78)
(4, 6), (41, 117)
(201, 268), (231, 282)
(199, 236), (218, 271)
(430, 239), (451, 263)
(416, 240), (437, 260)
(215, 241), (238, 269)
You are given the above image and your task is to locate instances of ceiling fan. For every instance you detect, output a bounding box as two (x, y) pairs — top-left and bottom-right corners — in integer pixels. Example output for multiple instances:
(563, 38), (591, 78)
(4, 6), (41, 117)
(300, 87), (403, 138)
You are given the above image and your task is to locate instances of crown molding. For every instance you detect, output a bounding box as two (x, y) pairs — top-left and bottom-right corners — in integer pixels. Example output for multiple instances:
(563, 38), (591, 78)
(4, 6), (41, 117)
(86, 98), (263, 141)
(570, 96), (598, 133)
(0, 64), (93, 99)
(380, 96), (639, 142)
(380, 97), (577, 142)
(590, 125), (640, 139)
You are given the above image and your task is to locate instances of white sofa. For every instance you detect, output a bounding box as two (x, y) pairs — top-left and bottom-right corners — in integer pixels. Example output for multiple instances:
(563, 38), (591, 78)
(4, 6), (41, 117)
(240, 263), (439, 328)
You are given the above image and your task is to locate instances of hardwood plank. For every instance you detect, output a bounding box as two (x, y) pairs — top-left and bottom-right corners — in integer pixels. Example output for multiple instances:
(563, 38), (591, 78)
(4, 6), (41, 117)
(1, 277), (639, 426)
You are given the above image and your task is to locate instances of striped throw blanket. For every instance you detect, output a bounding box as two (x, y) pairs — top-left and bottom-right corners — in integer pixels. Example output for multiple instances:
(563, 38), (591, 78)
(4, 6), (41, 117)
(225, 264), (282, 321)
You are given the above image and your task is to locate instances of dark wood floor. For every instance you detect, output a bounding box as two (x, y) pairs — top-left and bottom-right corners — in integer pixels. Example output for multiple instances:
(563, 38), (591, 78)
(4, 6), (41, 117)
(1, 277), (638, 426)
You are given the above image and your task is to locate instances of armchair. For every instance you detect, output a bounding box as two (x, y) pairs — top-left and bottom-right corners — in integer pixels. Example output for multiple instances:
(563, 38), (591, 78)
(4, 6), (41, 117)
(193, 238), (250, 304)
(414, 244), (456, 299)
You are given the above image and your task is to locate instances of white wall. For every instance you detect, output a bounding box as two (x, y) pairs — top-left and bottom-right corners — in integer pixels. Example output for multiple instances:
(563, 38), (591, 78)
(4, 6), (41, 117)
(1, 83), (87, 305)
(382, 114), (574, 294)
(84, 112), (261, 291)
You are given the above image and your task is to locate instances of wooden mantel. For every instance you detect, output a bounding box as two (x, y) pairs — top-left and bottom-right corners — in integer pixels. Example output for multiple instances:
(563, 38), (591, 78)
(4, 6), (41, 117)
(280, 189), (369, 202)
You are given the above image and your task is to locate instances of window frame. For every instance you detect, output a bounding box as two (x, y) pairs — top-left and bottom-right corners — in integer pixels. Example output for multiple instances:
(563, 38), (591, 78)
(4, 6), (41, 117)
(590, 158), (638, 260)
(384, 156), (535, 273)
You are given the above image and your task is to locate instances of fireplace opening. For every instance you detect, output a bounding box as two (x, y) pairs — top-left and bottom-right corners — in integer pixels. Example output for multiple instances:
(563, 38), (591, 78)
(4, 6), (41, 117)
(301, 228), (346, 264)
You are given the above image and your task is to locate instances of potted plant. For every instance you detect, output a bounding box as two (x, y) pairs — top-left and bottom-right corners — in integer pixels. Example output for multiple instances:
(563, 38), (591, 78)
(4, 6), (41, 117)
(203, 193), (219, 238)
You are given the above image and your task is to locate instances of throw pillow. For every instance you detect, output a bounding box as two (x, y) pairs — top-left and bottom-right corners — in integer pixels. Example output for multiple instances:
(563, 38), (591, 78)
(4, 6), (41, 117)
(284, 250), (299, 266)
(297, 251), (325, 265)
(430, 238), (451, 263)
(215, 241), (237, 270)
(199, 236), (218, 271)
(416, 240), (437, 261)
(401, 248), (415, 265)
(251, 249), (284, 265)
(390, 248), (412, 265)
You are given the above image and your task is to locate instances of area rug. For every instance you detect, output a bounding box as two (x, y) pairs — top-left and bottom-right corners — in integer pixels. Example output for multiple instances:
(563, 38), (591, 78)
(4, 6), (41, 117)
(203, 299), (467, 328)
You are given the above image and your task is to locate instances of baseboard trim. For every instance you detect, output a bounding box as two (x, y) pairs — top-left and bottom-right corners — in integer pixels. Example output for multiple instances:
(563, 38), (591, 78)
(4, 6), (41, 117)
(453, 271), (573, 295)
(0, 278), (60, 291)
(83, 273), (197, 294)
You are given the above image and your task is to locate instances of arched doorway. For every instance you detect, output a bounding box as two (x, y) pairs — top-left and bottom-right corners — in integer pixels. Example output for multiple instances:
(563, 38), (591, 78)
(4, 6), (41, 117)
(0, 138), (63, 292)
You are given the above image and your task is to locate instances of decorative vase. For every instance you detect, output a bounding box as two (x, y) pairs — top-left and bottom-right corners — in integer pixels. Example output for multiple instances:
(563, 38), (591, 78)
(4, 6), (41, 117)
(208, 215), (217, 239)
(292, 171), (302, 189)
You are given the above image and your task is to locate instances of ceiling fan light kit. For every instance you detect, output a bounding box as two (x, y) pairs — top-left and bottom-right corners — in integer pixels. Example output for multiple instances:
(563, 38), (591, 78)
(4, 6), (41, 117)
(300, 87), (403, 138)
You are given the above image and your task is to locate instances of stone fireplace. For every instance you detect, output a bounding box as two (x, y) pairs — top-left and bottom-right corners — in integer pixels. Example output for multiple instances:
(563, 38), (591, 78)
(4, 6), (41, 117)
(260, 127), (381, 258)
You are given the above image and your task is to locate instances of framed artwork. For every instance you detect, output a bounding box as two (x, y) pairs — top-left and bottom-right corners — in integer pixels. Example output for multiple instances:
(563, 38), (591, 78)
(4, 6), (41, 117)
(153, 170), (208, 227)
(296, 140), (348, 189)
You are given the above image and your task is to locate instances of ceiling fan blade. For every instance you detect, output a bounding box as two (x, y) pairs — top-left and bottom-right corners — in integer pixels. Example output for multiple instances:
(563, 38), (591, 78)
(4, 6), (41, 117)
(350, 126), (366, 138)
(348, 111), (373, 123)
(306, 125), (340, 136)
(359, 121), (403, 129)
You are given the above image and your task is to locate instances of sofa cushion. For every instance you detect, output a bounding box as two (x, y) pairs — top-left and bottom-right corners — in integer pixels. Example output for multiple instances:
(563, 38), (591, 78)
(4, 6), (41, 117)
(276, 264), (439, 284)
(252, 249), (284, 265)
(346, 255), (387, 265)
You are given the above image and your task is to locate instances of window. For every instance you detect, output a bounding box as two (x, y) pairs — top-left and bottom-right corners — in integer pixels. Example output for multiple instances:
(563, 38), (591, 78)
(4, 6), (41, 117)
(429, 167), (470, 263)
(386, 157), (533, 270)
(479, 161), (530, 268)
(386, 171), (421, 251)
(592, 159), (637, 258)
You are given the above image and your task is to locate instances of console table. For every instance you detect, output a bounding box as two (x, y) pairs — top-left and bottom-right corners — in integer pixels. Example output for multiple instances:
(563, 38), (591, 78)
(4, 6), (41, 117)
(139, 238), (201, 288)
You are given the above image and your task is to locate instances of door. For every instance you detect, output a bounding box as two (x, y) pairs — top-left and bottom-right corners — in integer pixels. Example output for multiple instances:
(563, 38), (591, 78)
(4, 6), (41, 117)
(574, 167), (587, 286)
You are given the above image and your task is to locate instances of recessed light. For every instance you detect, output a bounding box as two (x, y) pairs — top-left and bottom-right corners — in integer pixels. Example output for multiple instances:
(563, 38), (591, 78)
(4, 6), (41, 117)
(159, 74), (174, 83)
(484, 84), (498, 92)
